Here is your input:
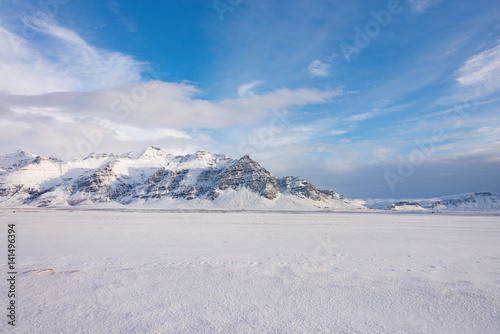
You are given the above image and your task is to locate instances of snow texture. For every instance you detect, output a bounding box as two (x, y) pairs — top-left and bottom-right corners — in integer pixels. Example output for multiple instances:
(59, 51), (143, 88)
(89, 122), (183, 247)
(1, 209), (499, 333)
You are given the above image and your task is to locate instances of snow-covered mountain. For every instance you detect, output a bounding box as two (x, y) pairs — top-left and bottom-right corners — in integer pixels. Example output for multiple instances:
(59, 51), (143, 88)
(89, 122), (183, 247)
(356, 192), (500, 212)
(2, 147), (498, 211)
(0, 147), (363, 210)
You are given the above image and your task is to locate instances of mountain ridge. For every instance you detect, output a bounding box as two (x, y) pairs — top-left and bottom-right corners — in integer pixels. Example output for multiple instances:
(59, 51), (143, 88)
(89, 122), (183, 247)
(1, 147), (499, 211)
(356, 192), (500, 212)
(0, 147), (362, 210)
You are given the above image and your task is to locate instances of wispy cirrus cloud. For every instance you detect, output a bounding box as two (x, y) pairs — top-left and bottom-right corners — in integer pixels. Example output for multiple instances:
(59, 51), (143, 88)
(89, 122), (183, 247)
(344, 103), (412, 123)
(344, 111), (378, 122)
(456, 44), (500, 89)
(237, 80), (263, 97)
(0, 19), (147, 95)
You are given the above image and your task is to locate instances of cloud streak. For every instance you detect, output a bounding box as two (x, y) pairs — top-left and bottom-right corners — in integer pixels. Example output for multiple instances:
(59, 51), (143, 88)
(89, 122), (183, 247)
(456, 44), (500, 89)
(237, 80), (263, 97)
(2, 83), (344, 128)
(0, 19), (147, 95)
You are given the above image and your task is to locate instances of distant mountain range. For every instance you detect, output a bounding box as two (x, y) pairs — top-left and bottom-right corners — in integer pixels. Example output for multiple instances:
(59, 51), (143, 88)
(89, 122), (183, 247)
(0, 147), (498, 212)
(355, 192), (500, 212)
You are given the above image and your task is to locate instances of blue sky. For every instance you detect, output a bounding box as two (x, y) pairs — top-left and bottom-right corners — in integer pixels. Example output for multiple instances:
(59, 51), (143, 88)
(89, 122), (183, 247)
(0, 0), (499, 198)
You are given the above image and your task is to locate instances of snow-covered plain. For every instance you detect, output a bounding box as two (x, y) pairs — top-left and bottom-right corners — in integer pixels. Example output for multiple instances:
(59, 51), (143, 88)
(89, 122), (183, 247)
(1, 209), (499, 333)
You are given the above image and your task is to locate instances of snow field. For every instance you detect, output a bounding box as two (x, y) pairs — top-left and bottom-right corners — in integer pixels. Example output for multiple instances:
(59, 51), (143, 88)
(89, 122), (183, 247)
(1, 210), (499, 333)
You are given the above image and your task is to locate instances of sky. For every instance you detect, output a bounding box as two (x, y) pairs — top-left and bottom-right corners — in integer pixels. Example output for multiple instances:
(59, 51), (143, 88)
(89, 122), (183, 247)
(0, 0), (499, 199)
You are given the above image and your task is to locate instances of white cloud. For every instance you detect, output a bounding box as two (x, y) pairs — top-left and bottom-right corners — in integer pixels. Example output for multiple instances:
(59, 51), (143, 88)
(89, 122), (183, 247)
(329, 130), (347, 136)
(344, 103), (411, 123)
(0, 17), (346, 159)
(0, 20), (147, 95)
(407, 0), (440, 12)
(10, 106), (75, 124)
(425, 97), (500, 119)
(371, 147), (394, 160)
(308, 60), (331, 77)
(2, 83), (342, 128)
(237, 80), (263, 97)
(456, 44), (500, 90)
(223, 87), (343, 115)
(345, 111), (378, 122)
(109, 124), (191, 142)
(0, 82), (344, 158)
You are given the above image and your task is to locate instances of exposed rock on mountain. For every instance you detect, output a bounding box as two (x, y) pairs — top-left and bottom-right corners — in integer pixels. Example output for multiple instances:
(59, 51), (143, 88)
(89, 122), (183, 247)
(358, 192), (500, 212)
(0, 147), (363, 210)
(2, 148), (497, 211)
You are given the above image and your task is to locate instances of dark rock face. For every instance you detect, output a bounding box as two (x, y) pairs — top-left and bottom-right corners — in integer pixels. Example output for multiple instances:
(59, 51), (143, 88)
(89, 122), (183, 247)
(0, 184), (24, 198)
(73, 163), (117, 202)
(77, 163), (115, 194)
(1, 148), (498, 211)
(388, 201), (422, 210)
(70, 162), (134, 203)
(215, 155), (279, 200)
(24, 188), (53, 204)
(142, 168), (172, 199)
(196, 168), (224, 199)
(132, 155), (281, 202)
(0, 149), (358, 208)
(427, 192), (497, 209)
(280, 176), (323, 201)
(140, 168), (210, 200)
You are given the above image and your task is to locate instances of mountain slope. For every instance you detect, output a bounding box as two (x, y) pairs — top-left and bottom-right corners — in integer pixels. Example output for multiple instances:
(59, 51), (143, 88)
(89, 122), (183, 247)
(0, 147), (363, 210)
(357, 192), (500, 212)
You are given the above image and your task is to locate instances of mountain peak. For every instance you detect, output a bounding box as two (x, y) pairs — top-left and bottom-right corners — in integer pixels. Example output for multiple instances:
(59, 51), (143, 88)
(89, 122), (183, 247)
(194, 149), (210, 158)
(0, 150), (38, 170)
(33, 156), (47, 164)
(239, 154), (254, 162)
(17, 150), (36, 157)
(180, 150), (217, 167)
(134, 146), (169, 159)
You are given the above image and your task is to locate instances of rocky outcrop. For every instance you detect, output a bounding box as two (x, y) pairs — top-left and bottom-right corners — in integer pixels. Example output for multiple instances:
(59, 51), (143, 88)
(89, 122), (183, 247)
(215, 155), (280, 200)
(0, 148), (362, 209)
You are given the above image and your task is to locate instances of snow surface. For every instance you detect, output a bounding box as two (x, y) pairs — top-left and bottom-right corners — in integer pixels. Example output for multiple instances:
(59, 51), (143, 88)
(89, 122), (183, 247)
(0, 150), (36, 171)
(1, 209), (499, 333)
